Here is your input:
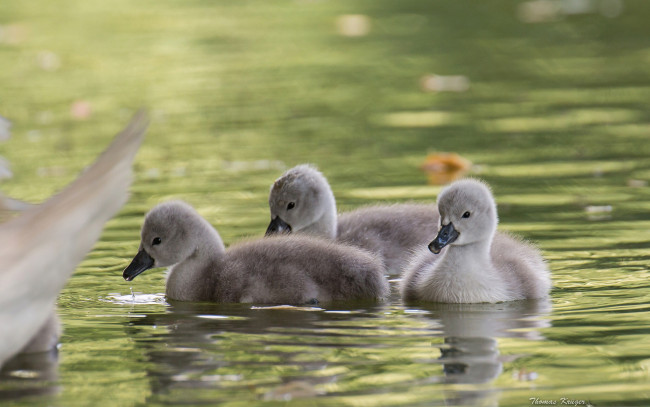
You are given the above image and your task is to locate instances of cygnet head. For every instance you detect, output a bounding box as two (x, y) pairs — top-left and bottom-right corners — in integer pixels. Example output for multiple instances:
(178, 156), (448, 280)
(266, 164), (335, 237)
(123, 201), (222, 281)
(429, 179), (498, 254)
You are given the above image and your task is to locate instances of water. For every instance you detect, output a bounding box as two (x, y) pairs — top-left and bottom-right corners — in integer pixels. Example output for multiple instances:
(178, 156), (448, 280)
(1, 0), (650, 405)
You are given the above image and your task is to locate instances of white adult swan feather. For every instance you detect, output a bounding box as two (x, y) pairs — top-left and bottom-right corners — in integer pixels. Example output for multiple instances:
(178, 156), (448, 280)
(0, 111), (148, 367)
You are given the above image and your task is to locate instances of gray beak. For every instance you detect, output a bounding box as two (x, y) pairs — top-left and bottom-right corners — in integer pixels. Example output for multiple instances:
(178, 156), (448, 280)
(123, 249), (155, 281)
(429, 223), (459, 254)
(265, 216), (292, 236)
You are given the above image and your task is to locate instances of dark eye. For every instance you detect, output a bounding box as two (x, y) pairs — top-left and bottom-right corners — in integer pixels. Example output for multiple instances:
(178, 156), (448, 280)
(462, 211), (471, 218)
(287, 202), (295, 210)
(152, 237), (162, 246)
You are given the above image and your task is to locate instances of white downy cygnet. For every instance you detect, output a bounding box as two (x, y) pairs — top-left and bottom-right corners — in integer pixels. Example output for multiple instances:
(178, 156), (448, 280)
(122, 201), (389, 304)
(0, 111), (148, 367)
(266, 164), (440, 273)
(401, 179), (551, 303)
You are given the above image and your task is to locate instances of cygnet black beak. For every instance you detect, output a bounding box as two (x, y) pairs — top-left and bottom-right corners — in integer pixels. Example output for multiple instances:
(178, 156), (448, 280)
(123, 249), (155, 281)
(265, 216), (292, 236)
(429, 223), (459, 254)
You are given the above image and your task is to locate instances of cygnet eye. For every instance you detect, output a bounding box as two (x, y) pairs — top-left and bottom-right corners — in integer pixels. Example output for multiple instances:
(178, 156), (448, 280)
(152, 237), (162, 246)
(287, 202), (295, 210)
(462, 211), (471, 218)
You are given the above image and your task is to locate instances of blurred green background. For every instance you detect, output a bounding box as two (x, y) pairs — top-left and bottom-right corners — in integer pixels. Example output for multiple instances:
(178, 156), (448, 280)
(1, 0), (650, 406)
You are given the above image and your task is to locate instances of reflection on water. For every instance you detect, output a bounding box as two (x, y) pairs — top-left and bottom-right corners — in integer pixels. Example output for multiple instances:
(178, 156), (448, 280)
(0, 348), (60, 401)
(410, 300), (551, 406)
(101, 294), (552, 406)
(2, 0), (650, 405)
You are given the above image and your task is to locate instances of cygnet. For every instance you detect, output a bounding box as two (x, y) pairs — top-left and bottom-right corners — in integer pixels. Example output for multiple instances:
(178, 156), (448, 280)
(401, 179), (551, 303)
(266, 164), (439, 273)
(123, 201), (389, 304)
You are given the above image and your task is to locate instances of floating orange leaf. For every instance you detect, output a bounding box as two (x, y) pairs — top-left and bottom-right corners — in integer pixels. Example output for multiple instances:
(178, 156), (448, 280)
(71, 100), (92, 120)
(420, 152), (472, 185)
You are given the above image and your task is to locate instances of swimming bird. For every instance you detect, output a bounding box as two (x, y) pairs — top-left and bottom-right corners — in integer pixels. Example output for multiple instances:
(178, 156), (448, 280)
(123, 200), (389, 304)
(266, 164), (440, 273)
(401, 179), (551, 303)
(0, 111), (148, 367)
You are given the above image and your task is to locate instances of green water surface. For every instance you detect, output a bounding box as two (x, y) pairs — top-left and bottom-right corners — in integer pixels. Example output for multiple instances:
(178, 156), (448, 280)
(1, 1), (649, 406)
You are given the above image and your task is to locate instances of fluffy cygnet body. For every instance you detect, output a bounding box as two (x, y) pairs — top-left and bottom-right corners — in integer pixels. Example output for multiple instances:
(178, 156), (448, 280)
(266, 164), (439, 273)
(401, 179), (551, 303)
(123, 201), (389, 304)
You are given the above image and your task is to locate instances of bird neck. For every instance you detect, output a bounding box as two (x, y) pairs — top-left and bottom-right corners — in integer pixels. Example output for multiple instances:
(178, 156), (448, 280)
(302, 195), (338, 239)
(440, 238), (493, 276)
(166, 222), (226, 301)
(192, 217), (226, 260)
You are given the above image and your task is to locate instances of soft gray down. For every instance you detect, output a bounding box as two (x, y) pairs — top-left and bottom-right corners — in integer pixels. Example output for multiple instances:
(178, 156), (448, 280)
(267, 164), (440, 274)
(401, 179), (551, 303)
(123, 201), (389, 304)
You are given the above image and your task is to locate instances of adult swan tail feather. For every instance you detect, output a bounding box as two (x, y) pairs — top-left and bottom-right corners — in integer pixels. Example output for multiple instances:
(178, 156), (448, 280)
(0, 111), (148, 367)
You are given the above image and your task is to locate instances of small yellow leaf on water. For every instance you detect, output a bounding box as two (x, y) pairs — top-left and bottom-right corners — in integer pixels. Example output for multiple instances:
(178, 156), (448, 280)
(336, 14), (371, 37)
(420, 152), (472, 185)
(263, 380), (324, 401)
(0, 23), (29, 45)
(627, 179), (647, 188)
(420, 74), (470, 93)
(374, 111), (458, 128)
